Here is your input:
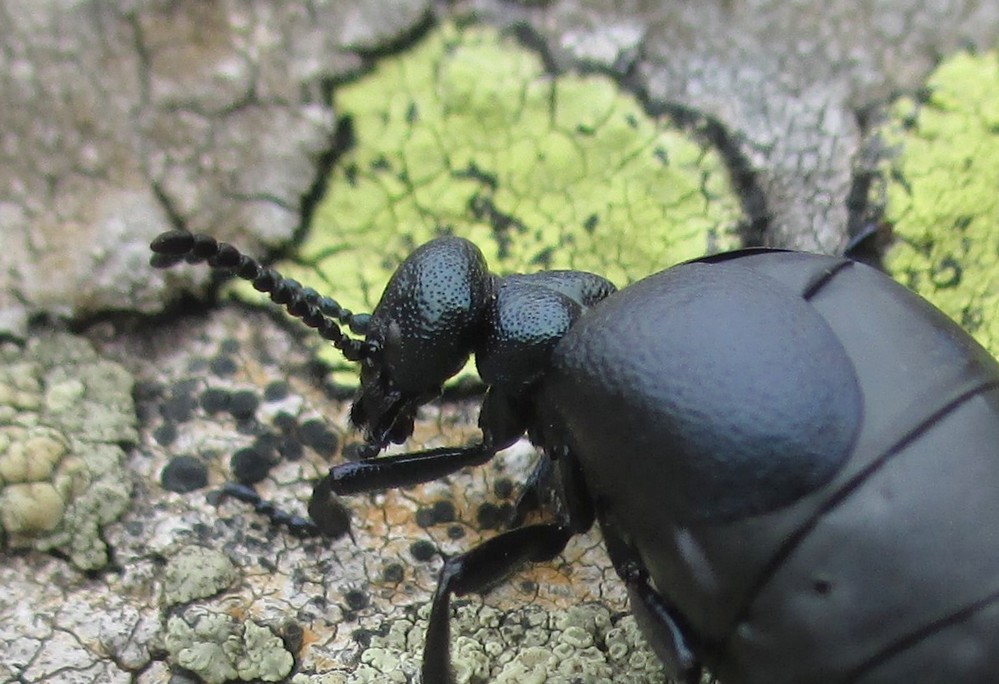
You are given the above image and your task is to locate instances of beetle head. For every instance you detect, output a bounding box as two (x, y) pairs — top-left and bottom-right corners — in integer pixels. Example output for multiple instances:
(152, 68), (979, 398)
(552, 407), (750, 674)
(350, 237), (494, 449)
(148, 229), (494, 454)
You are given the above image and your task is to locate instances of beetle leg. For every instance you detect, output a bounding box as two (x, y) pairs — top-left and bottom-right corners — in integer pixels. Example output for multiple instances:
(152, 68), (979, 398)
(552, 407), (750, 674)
(323, 442), (498, 494)
(601, 521), (703, 684)
(422, 523), (575, 684)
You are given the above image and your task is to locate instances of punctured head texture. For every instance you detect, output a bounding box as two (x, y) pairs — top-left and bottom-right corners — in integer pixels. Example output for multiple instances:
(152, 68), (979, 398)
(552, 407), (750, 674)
(547, 260), (862, 523)
(351, 237), (492, 442)
(475, 278), (584, 389)
(243, 21), (743, 375)
(879, 49), (999, 358)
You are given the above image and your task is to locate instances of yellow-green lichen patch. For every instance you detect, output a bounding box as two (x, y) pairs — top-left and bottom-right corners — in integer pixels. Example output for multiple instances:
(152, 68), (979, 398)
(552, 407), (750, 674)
(0, 333), (136, 569)
(879, 50), (999, 356)
(252, 22), (742, 370)
(164, 607), (294, 684)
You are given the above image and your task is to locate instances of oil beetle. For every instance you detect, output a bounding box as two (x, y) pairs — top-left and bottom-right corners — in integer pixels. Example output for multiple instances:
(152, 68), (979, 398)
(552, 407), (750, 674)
(151, 229), (999, 683)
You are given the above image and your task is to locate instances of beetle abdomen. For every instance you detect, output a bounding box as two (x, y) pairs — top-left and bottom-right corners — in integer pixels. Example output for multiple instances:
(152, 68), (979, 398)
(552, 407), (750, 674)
(548, 258), (863, 523)
(721, 383), (999, 684)
(547, 250), (999, 682)
(713, 254), (999, 683)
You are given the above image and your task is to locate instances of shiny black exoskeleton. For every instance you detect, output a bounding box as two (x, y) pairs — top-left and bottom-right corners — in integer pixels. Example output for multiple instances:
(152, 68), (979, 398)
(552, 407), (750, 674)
(151, 230), (999, 684)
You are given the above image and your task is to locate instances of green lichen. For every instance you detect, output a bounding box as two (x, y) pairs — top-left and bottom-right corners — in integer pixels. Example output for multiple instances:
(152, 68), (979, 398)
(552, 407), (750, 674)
(337, 602), (667, 683)
(879, 50), (999, 357)
(241, 22), (742, 373)
(164, 607), (294, 684)
(162, 545), (239, 606)
(0, 332), (136, 569)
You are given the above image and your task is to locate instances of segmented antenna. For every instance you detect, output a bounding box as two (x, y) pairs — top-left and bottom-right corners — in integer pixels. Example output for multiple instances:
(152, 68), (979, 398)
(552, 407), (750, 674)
(150, 230), (371, 362)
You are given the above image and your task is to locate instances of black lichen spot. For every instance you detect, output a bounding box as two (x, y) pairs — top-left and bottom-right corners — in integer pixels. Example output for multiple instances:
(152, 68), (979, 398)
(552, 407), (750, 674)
(272, 411), (297, 433)
(410, 539), (438, 562)
(278, 436), (304, 461)
(493, 478), (514, 500)
(447, 525), (465, 540)
(200, 387), (231, 414)
(252, 432), (281, 455)
(161, 455), (208, 493)
(432, 500), (456, 524)
(160, 393), (197, 424)
(415, 507), (436, 528)
(476, 502), (503, 530)
(352, 628), (375, 648)
(210, 355), (238, 377)
(383, 563), (405, 583)
(231, 447), (274, 485)
(153, 423), (178, 446)
(264, 381), (290, 402)
(228, 390), (259, 420)
(344, 589), (370, 611)
(282, 620), (304, 653)
(299, 419), (339, 457)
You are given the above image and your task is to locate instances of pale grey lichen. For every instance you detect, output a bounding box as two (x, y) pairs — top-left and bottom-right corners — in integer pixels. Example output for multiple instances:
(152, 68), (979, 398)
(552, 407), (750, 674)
(165, 606), (294, 683)
(0, 332), (136, 569)
(331, 601), (668, 684)
(163, 545), (240, 606)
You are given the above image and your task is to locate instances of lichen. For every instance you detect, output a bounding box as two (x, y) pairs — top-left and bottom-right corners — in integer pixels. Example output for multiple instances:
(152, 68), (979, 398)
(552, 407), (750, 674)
(235, 22), (743, 376)
(0, 332), (136, 569)
(878, 49), (999, 357)
(164, 606), (294, 684)
(333, 601), (667, 683)
(162, 545), (239, 606)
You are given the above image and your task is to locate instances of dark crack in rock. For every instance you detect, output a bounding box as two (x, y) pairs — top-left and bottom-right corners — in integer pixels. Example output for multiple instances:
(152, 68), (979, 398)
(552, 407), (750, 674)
(467, 0), (999, 252)
(0, 0), (432, 336)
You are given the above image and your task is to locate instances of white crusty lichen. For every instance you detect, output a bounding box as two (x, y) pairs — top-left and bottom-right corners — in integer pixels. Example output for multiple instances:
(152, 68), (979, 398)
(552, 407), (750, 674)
(165, 606), (295, 683)
(313, 601), (669, 684)
(0, 332), (136, 569)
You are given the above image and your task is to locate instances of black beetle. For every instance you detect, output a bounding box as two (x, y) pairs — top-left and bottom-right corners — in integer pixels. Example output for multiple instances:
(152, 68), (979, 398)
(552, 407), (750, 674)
(151, 229), (999, 683)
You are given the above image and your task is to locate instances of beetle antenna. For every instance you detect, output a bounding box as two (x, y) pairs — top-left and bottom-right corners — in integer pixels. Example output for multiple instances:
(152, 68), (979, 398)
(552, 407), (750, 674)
(150, 229), (371, 362)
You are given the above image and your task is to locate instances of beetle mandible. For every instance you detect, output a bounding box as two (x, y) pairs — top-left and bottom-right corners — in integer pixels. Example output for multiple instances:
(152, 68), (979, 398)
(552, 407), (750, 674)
(150, 229), (999, 683)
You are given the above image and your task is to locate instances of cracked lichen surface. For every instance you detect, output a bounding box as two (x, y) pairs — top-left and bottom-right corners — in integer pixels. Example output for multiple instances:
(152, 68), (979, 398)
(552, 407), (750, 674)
(879, 49), (999, 357)
(165, 606), (294, 683)
(0, 332), (136, 570)
(261, 22), (741, 369)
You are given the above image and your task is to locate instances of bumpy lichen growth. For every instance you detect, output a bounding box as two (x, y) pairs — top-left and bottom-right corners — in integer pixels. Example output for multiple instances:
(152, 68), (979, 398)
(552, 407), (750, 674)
(879, 50), (999, 357)
(0, 332), (136, 569)
(163, 545), (239, 606)
(249, 22), (742, 370)
(165, 607), (294, 683)
(333, 602), (667, 683)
